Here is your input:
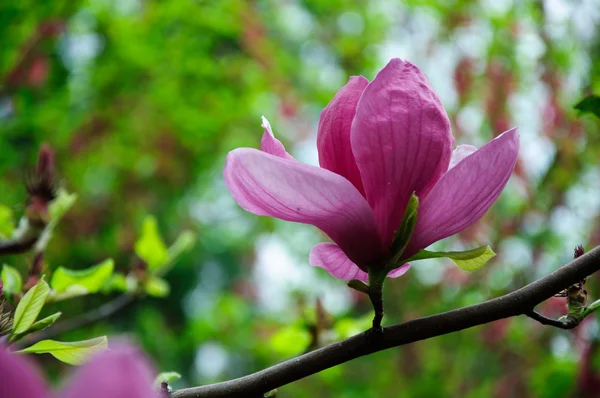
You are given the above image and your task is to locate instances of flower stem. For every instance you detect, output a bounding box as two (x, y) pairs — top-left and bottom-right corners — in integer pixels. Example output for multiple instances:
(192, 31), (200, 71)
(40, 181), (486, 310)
(367, 269), (386, 332)
(368, 285), (384, 331)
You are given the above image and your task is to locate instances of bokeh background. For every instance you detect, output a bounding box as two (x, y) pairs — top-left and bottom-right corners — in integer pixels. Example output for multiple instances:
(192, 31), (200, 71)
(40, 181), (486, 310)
(2, 0), (600, 397)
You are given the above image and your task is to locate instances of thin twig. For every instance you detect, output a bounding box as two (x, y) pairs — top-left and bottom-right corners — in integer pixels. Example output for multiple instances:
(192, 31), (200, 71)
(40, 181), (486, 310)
(22, 294), (135, 345)
(524, 310), (576, 329)
(173, 245), (600, 398)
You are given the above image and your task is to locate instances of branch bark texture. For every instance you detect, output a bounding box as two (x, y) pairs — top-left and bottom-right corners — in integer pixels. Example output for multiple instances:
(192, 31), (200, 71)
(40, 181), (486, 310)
(173, 245), (600, 398)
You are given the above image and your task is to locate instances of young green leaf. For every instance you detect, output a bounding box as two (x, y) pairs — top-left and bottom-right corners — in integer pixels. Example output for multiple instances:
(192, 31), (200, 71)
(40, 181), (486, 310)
(135, 216), (168, 271)
(0, 204), (14, 238)
(16, 336), (108, 365)
(51, 259), (114, 294)
(104, 273), (128, 293)
(389, 193), (419, 263)
(166, 231), (195, 263)
(406, 245), (496, 272)
(153, 371), (182, 389)
(145, 276), (170, 298)
(48, 190), (78, 221)
(1, 264), (23, 295)
(25, 312), (62, 333)
(153, 230), (196, 276)
(10, 312), (62, 342)
(12, 277), (50, 335)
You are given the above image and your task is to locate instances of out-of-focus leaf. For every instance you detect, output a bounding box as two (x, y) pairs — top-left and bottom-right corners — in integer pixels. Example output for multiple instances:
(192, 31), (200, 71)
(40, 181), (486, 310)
(145, 276), (170, 297)
(0, 204), (14, 238)
(48, 190), (78, 221)
(153, 371), (182, 388)
(269, 325), (311, 357)
(334, 314), (373, 339)
(153, 230), (196, 276)
(12, 277), (50, 335)
(135, 216), (168, 271)
(51, 259), (114, 293)
(104, 273), (128, 293)
(574, 95), (600, 119)
(16, 336), (108, 365)
(1, 264), (22, 295)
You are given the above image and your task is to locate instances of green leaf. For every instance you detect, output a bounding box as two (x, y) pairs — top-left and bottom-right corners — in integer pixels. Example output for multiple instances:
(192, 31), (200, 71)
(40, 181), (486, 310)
(12, 277), (50, 335)
(16, 337), (108, 365)
(145, 276), (170, 297)
(347, 279), (369, 294)
(11, 312), (62, 341)
(0, 204), (14, 238)
(26, 312), (62, 333)
(104, 273), (128, 293)
(152, 230), (196, 276)
(51, 259), (114, 294)
(154, 371), (182, 388)
(48, 190), (78, 221)
(1, 264), (23, 295)
(389, 193), (419, 263)
(574, 95), (600, 119)
(134, 216), (168, 271)
(407, 245), (496, 272)
(167, 231), (195, 262)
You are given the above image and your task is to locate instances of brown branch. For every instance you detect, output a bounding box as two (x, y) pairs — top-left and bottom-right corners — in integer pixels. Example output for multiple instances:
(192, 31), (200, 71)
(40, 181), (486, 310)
(0, 234), (39, 255)
(173, 245), (600, 398)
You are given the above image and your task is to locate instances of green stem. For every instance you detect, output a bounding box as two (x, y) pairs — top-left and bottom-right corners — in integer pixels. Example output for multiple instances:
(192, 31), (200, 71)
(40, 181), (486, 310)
(367, 269), (386, 331)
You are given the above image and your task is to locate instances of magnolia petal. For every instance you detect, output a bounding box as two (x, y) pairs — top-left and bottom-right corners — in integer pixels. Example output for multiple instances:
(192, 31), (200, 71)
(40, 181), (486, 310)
(62, 341), (155, 398)
(351, 59), (454, 248)
(0, 345), (48, 398)
(408, 128), (519, 254)
(449, 145), (477, 170)
(317, 76), (369, 194)
(387, 262), (411, 278)
(310, 242), (368, 281)
(224, 148), (384, 264)
(310, 243), (410, 282)
(260, 116), (294, 160)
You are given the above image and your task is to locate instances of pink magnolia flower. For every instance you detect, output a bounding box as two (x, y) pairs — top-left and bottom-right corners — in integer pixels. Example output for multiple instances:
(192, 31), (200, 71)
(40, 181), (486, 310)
(0, 341), (156, 398)
(224, 59), (519, 282)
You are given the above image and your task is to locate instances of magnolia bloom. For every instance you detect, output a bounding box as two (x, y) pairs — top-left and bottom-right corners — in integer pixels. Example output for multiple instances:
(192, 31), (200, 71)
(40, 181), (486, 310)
(0, 342), (156, 398)
(224, 59), (519, 282)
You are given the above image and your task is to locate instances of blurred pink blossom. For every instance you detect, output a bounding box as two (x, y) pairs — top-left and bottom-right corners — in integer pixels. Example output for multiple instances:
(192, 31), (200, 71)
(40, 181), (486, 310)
(0, 341), (156, 398)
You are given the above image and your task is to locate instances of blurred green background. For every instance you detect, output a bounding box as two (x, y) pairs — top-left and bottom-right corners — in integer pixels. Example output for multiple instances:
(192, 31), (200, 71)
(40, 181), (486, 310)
(2, 0), (600, 397)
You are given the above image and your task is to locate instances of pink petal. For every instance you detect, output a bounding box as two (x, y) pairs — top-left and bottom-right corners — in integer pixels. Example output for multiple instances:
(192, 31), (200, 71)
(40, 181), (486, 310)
(260, 116), (294, 160)
(387, 262), (411, 278)
(449, 144), (477, 169)
(317, 76), (369, 194)
(310, 243), (410, 281)
(0, 345), (48, 398)
(62, 341), (155, 398)
(310, 242), (369, 281)
(224, 149), (384, 265)
(407, 128), (519, 254)
(351, 59), (454, 248)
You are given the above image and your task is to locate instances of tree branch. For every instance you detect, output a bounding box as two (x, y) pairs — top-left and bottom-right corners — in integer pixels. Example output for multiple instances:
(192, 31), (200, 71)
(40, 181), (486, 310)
(173, 245), (600, 398)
